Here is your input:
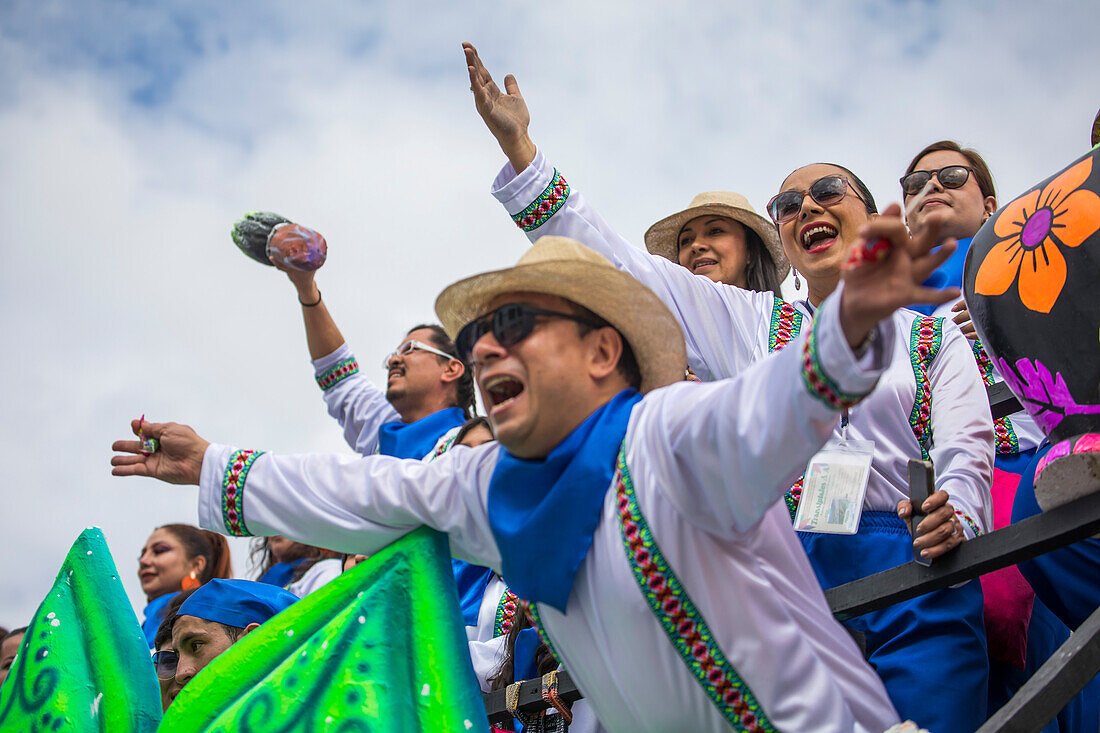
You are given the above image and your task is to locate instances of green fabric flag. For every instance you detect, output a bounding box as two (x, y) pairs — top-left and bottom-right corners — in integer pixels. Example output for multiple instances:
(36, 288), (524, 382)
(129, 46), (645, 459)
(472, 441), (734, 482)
(160, 527), (489, 732)
(0, 527), (163, 731)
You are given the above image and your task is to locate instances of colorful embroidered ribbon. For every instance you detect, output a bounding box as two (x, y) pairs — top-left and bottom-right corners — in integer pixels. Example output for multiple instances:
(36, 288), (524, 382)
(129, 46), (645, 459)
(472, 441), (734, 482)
(615, 447), (776, 732)
(221, 449), (264, 537)
(495, 588), (520, 638)
(767, 297), (804, 353)
(315, 357), (359, 391)
(801, 315), (865, 411)
(970, 339), (1020, 455)
(908, 317), (944, 461)
(512, 169), (570, 232)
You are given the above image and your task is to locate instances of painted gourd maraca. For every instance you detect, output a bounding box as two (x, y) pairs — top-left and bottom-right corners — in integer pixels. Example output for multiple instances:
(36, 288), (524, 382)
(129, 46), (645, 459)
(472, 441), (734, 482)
(963, 146), (1100, 445)
(231, 211), (327, 271)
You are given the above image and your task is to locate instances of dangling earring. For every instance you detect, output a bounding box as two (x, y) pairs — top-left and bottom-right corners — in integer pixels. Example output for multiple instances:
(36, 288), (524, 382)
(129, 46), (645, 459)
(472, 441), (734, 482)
(793, 268), (802, 290)
(181, 570), (200, 591)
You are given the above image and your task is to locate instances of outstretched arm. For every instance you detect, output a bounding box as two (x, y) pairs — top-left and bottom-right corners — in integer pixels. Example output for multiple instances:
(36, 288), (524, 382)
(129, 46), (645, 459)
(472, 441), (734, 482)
(465, 42), (778, 379)
(272, 250), (345, 361)
(112, 420), (501, 565)
(270, 231), (399, 454)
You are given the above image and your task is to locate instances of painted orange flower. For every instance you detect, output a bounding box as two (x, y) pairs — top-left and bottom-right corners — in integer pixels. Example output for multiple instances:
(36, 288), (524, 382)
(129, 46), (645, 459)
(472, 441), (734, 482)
(975, 155), (1100, 313)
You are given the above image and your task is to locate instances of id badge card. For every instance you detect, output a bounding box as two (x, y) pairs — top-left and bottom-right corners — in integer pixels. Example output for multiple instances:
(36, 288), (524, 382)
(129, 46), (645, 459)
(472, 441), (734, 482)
(792, 438), (875, 534)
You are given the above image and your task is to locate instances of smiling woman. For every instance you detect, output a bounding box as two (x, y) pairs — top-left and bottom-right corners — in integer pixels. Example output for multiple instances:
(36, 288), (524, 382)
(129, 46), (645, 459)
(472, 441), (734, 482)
(644, 191), (789, 295)
(137, 524), (232, 648)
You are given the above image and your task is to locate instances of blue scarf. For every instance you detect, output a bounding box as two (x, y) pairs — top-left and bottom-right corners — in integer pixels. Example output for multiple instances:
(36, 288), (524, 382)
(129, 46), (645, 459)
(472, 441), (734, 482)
(377, 407), (467, 459)
(256, 558), (308, 589)
(378, 405), (490, 626)
(912, 236), (972, 316)
(488, 389), (642, 613)
(141, 591), (180, 648)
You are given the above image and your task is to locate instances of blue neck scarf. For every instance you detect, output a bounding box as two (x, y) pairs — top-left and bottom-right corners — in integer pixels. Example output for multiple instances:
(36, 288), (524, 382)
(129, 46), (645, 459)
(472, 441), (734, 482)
(488, 389), (642, 613)
(141, 591), (180, 647)
(256, 558), (308, 589)
(377, 407), (466, 459)
(912, 236), (972, 316)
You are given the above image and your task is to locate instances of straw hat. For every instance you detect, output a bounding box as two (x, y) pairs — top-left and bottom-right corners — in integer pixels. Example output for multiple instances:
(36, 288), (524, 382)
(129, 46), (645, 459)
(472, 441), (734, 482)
(435, 237), (687, 394)
(644, 192), (790, 282)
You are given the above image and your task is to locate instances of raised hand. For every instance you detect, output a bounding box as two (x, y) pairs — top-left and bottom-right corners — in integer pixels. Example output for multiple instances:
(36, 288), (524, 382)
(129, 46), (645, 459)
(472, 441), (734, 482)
(111, 418), (209, 486)
(838, 204), (958, 348)
(463, 42), (536, 172)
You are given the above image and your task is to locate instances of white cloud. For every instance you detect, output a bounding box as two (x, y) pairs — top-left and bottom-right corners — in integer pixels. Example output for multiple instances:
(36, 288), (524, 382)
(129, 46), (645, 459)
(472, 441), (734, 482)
(1, 0), (1097, 625)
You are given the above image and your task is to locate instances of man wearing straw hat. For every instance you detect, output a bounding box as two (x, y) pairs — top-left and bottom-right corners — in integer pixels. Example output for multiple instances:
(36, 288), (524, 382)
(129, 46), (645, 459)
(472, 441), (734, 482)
(112, 228), (949, 730)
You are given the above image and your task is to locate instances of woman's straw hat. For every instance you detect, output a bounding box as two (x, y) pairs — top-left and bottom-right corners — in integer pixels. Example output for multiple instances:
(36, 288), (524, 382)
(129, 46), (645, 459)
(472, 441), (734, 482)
(644, 192), (789, 281)
(435, 237), (687, 394)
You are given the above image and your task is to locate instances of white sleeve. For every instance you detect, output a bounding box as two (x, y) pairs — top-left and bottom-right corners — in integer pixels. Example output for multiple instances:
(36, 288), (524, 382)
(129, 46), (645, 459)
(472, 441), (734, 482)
(312, 343), (401, 456)
(286, 558), (343, 597)
(628, 288), (895, 536)
(927, 321), (995, 537)
(491, 149), (777, 381)
(196, 442), (502, 568)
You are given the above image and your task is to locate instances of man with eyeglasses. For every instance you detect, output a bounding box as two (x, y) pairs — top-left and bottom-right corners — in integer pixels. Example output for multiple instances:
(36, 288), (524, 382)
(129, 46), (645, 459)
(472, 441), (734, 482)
(266, 229), (498, 681)
(151, 579), (297, 709)
(114, 229), (963, 731)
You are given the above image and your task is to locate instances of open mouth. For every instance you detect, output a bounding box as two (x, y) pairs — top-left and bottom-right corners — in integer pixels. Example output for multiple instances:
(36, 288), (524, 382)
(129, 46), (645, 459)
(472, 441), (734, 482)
(800, 224), (838, 253)
(387, 367), (405, 381)
(692, 257), (717, 272)
(483, 375), (525, 409)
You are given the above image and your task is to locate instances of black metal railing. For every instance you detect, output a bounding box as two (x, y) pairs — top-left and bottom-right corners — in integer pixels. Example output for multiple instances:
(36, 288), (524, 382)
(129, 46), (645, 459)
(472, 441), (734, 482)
(483, 383), (1100, 732)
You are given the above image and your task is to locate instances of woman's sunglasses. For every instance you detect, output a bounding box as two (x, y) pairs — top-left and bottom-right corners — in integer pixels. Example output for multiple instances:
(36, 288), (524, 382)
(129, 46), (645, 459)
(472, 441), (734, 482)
(152, 649), (179, 680)
(767, 175), (864, 224)
(899, 165), (975, 197)
(455, 303), (603, 361)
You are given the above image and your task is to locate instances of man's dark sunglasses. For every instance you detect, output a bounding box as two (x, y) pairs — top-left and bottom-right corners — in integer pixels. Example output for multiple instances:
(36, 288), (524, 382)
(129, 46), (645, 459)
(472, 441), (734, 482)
(456, 303), (603, 361)
(900, 165), (975, 196)
(152, 649), (179, 680)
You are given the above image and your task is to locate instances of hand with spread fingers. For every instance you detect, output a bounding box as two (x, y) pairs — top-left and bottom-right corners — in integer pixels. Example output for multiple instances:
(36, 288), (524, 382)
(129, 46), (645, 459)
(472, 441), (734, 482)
(111, 419), (209, 486)
(838, 204), (960, 349)
(463, 41), (536, 173)
(897, 489), (967, 560)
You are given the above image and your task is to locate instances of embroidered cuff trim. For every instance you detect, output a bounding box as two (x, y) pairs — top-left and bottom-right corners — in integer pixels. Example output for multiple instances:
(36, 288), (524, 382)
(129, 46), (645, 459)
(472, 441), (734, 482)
(511, 169), (569, 232)
(801, 318), (866, 411)
(316, 358), (359, 391)
(494, 588), (519, 638)
(954, 509), (983, 538)
(221, 449), (264, 537)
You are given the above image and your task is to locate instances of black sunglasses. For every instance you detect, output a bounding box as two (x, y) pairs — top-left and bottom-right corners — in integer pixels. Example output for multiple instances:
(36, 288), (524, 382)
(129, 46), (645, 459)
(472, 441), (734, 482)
(152, 649), (179, 680)
(900, 165), (975, 196)
(767, 175), (864, 224)
(455, 303), (604, 361)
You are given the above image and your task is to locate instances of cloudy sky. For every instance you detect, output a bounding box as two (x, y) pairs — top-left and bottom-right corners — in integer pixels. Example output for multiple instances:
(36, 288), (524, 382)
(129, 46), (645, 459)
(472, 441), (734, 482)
(1, 0), (1097, 626)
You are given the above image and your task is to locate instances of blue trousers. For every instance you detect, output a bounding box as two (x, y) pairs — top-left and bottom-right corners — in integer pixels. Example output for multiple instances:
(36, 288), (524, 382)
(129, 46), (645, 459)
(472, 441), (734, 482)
(989, 596), (1100, 732)
(1012, 444), (1100, 631)
(799, 512), (989, 733)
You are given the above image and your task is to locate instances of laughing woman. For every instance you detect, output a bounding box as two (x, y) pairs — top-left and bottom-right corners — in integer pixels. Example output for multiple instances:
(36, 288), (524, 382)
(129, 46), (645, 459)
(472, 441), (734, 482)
(465, 43), (994, 732)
